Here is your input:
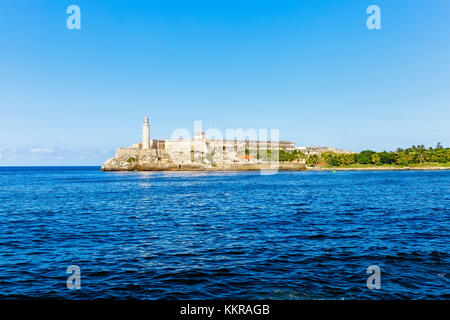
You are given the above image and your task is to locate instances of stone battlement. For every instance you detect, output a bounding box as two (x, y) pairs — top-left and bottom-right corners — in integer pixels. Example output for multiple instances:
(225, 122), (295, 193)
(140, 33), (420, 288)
(100, 117), (304, 171)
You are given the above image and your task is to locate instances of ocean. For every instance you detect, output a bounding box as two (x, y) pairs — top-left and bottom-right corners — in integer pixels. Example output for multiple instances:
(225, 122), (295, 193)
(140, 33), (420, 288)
(0, 167), (449, 299)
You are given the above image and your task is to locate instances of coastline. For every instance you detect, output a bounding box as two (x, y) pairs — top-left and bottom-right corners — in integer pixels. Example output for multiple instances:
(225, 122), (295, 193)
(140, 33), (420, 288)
(101, 162), (307, 172)
(307, 166), (450, 171)
(100, 147), (309, 172)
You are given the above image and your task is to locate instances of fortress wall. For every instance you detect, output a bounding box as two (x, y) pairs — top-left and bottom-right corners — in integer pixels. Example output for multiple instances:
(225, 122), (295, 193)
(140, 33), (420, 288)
(164, 140), (192, 164)
(102, 117), (301, 171)
(158, 139), (294, 165)
(112, 139), (294, 168)
(102, 142), (303, 171)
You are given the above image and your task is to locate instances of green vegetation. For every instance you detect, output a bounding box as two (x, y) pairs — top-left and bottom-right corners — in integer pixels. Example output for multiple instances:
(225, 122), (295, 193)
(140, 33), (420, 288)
(278, 143), (450, 168)
(279, 149), (306, 162)
(125, 157), (136, 163)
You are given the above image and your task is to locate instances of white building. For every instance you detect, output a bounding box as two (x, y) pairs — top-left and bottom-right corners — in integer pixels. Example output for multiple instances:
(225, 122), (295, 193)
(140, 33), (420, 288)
(133, 117), (295, 165)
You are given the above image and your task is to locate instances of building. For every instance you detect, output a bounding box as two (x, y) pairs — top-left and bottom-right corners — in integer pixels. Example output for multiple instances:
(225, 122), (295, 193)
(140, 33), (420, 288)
(130, 117), (295, 165)
(295, 146), (351, 155)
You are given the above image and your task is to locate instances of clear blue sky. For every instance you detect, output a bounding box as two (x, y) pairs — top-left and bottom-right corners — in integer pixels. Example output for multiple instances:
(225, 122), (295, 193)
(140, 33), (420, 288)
(0, 0), (449, 165)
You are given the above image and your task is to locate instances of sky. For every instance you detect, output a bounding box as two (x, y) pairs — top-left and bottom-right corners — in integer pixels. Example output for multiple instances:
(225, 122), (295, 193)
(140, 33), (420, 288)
(0, 0), (449, 165)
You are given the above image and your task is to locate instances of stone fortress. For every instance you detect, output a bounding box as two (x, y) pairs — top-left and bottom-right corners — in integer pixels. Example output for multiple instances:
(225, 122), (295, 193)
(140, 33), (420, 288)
(101, 117), (345, 171)
(134, 117), (295, 162)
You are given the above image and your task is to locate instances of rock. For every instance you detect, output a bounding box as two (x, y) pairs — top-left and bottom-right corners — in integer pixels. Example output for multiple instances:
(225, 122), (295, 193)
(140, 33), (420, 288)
(101, 147), (306, 172)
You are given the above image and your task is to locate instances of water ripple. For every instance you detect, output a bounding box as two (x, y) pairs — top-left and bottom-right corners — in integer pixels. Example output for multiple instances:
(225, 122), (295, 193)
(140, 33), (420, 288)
(0, 167), (449, 299)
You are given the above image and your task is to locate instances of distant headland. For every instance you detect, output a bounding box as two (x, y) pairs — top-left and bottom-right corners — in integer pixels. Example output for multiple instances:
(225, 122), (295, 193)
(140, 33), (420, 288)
(101, 117), (311, 172)
(101, 117), (450, 172)
(303, 143), (450, 171)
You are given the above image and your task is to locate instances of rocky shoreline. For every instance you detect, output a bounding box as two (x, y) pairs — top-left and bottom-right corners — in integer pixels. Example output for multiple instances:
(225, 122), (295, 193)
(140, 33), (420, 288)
(101, 147), (306, 171)
(101, 163), (307, 172)
(100, 147), (449, 172)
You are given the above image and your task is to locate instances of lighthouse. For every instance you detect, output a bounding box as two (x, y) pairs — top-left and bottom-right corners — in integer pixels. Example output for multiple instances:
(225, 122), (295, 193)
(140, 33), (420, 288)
(142, 116), (150, 149)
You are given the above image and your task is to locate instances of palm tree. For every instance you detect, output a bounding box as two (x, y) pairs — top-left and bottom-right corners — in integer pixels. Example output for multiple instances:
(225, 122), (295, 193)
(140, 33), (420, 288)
(416, 145), (427, 164)
(307, 154), (319, 167)
(371, 153), (381, 165)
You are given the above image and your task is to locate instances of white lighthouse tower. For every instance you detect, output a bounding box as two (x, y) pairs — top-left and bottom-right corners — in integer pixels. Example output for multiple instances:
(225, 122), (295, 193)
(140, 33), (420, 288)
(142, 116), (150, 149)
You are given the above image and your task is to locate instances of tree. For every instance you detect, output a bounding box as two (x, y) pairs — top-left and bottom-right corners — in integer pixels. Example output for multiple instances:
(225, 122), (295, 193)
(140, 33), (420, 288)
(321, 152), (339, 166)
(396, 151), (412, 166)
(445, 149), (450, 162)
(378, 151), (397, 164)
(355, 150), (374, 164)
(371, 153), (381, 165)
(297, 152), (307, 161)
(338, 153), (355, 166)
(416, 145), (427, 164)
(306, 154), (320, 166)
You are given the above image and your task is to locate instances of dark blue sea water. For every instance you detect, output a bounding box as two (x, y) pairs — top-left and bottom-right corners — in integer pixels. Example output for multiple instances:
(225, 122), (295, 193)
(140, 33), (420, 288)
(0, 167), (449, 299)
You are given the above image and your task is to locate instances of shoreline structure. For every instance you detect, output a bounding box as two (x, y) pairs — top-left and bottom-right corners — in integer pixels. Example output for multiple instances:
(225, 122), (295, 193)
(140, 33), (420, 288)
(101, 117), (308, 172)
(101, 117), (449, 172)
